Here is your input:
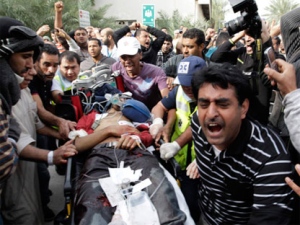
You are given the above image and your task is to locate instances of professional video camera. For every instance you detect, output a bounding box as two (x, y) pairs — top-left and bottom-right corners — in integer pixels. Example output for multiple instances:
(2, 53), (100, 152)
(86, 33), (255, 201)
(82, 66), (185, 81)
(225, 0), (261, 39)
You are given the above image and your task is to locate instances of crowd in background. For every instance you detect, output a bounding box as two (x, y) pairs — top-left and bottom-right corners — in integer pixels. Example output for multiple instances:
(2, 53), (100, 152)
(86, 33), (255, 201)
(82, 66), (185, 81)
(1, 1), (300, 225)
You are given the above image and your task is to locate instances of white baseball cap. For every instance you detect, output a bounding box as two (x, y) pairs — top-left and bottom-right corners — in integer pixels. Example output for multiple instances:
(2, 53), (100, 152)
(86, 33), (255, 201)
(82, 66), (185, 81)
(117, 36), (141, 57)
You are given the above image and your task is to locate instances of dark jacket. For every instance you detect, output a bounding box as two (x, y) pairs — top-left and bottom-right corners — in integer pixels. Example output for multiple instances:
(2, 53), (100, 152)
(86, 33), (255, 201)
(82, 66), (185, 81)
(210, 38), (273, 125)
(113, 25), (166, 65)
(162, 54), (184, 78)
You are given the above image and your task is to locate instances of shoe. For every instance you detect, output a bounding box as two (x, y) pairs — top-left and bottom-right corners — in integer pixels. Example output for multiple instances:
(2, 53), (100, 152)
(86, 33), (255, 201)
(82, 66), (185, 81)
(43, 206), (55, 222)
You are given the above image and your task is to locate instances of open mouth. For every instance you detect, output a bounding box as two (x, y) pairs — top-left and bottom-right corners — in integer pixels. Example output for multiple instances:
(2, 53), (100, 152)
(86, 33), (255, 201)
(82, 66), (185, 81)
(208, 123), (222, 133)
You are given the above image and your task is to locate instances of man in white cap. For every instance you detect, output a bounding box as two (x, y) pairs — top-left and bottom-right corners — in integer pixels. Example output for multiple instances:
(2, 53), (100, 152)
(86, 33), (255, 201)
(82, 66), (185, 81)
(111, 36), (169, 110)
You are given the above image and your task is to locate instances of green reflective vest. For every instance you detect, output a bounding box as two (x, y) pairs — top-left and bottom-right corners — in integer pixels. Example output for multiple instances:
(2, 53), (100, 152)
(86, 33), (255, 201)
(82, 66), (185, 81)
(171, 86), (197, 170)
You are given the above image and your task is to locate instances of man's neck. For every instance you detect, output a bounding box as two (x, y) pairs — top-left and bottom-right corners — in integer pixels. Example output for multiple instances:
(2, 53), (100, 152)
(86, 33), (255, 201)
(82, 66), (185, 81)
(92, 54), (103, 63)
(78, 42), (88, 50)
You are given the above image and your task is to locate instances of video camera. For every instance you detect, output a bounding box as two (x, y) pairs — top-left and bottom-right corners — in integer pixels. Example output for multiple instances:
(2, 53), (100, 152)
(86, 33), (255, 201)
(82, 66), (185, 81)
(225, 0), (261, 39)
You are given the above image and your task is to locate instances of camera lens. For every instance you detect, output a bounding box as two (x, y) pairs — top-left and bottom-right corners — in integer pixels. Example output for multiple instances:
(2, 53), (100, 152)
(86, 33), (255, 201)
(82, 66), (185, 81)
(225, 16), (246, 36)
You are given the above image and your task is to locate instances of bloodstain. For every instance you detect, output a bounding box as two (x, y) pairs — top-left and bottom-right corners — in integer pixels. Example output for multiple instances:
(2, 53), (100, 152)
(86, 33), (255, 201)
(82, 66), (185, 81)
(97, 193), (111, 207)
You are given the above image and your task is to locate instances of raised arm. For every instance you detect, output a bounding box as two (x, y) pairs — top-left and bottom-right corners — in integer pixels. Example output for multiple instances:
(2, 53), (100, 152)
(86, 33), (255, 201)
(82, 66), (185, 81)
(140, 24), (166, 52)
(54, 1), (64, 29)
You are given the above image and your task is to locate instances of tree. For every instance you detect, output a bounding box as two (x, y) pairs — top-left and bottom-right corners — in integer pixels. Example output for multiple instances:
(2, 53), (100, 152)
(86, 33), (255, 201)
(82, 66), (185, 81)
(156, 0), (229, 36)
(156, 9), (209, 36)
(0, 0), (119, 32)
(211, 0), (229, 30)
(263, 0), (299, 23)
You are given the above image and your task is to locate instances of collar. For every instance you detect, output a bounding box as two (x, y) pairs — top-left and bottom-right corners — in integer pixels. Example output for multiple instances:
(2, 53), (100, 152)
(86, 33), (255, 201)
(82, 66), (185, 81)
(14, 73), (24, 84)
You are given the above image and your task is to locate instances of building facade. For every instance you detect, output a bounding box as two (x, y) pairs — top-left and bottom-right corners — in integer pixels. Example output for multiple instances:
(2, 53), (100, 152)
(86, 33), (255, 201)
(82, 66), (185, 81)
(94, 0), (211, 27)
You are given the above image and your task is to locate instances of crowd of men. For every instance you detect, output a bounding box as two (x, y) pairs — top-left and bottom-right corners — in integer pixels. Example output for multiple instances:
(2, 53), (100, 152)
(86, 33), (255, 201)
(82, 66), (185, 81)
(1, 0), (300, 224)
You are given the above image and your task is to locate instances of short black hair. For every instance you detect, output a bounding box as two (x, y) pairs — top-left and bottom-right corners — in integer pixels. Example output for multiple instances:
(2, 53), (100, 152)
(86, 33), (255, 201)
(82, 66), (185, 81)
(36, 43), (59, 62)
(182, 28), (205, 46)
(216, 31), (230, 47)
(88, 38), (101, 46)
(164, 34), (173, 42)
(273, 36), (281, 45)
(134, 28), (147, 38)
(59, 50), (80, 65)
(74, 27), (87, 34)
(192, 63), (252, 106)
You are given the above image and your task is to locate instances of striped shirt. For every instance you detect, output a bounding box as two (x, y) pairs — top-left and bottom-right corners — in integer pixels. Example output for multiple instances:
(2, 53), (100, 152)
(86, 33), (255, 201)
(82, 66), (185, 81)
(191, 113), (294, 224)
(0, 99), (18, 186)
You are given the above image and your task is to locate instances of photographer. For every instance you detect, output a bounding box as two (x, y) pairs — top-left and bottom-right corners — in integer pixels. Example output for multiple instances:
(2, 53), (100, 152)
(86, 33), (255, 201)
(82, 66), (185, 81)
(210, 1), (274, 125)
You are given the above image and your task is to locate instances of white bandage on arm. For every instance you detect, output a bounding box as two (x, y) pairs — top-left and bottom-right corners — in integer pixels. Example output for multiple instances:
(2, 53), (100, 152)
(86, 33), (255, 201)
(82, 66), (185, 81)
(47, 151), (54, 165)
(68, 129), (88, 140)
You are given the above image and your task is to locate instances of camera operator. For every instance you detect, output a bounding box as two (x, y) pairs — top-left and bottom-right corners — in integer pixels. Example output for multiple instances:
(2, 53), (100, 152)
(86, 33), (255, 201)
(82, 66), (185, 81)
(210, 18), (274, 125)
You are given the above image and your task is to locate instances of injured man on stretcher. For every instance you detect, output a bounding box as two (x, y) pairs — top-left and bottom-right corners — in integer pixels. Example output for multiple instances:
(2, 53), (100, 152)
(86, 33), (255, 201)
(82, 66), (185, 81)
(70, 94), (191, 225)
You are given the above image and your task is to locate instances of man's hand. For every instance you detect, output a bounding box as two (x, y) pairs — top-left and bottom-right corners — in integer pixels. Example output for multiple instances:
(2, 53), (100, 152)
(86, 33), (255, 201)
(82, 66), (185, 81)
(109, 124), (139, 137)
(149, 118), (164, 139)
(205, 28), (216, 41)
(55, 1), (64, 12)
(264, 59), (297, 97)
(129, 22), (140, 30)
(154, 125), (172, 148)
(55, 28), (71, 41)
(116, 135), (140, 150)
(53, 139), (77, 164)
(260, 19), (270, 43)
(166, 77), (175, 90)
(58, 119), (77, 139)
(285, 164), (300, 196)
(160, 141), (181, 160)
(36, 25), (50, 37)
(186, 159), (200, 179)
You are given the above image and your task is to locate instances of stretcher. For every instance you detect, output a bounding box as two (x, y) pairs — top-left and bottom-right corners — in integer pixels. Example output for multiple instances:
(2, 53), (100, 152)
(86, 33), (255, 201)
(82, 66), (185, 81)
(52, 67), (192, 225)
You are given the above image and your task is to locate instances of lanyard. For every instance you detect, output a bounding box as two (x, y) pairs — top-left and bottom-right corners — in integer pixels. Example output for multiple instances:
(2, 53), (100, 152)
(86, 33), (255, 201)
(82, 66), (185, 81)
(107, 48), (112, 57)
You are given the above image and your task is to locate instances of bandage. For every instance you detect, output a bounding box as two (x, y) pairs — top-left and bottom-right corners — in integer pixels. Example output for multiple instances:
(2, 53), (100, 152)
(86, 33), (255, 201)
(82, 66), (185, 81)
(47, 151), (54, 165)
(68, 129), (88, 140)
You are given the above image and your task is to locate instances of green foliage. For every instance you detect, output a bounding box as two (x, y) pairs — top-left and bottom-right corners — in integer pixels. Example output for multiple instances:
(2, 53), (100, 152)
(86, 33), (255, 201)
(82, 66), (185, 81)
(211, 0), (229, 29)
(263, 0), (299, 23)
(156, 0), (229, 35)
(156, 9), (209, 35)
(0, 0), (119, 33)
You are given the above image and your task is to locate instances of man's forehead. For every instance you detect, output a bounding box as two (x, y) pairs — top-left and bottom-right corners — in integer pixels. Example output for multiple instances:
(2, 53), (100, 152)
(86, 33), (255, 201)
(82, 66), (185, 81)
(198, 83), (236, 96)
(88, 40), (100, 45)
(182, 38), (196, 44)
(41, 52), (59, 59)
(75, 29), (87, 34)
(61, 58), (78, 65)
(140, 31), (149, 36)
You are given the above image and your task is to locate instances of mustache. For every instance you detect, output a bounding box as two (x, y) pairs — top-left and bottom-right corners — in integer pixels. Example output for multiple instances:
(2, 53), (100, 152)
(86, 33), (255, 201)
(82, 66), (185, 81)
(43, 73), (55, 77)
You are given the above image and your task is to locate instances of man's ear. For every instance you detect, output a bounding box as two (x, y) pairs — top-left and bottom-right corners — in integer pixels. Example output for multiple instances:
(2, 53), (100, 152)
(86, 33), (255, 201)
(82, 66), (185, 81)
(199, 43), (205, 51)
(241, 98), (249, 119)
